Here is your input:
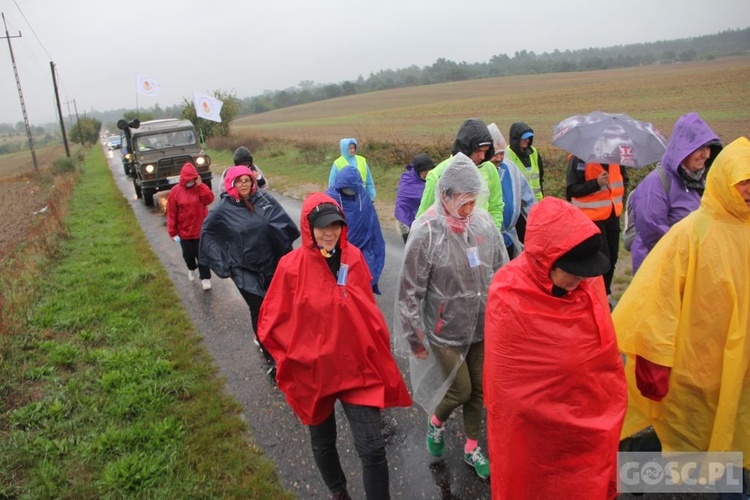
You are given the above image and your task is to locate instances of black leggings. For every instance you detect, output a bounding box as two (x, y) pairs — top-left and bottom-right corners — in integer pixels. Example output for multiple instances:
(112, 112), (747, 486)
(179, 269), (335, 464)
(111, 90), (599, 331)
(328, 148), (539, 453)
(179, 239), (211, 279)
(237, 288), (275, 366)
(595, 216), (620, 296)
(309, 403), (390, 499)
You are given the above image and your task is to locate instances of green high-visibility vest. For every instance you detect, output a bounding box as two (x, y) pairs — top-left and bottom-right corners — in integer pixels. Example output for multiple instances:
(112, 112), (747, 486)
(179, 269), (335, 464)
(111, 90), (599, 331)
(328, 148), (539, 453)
(334, 155), (368, 184)
(507, 148), (542, 201)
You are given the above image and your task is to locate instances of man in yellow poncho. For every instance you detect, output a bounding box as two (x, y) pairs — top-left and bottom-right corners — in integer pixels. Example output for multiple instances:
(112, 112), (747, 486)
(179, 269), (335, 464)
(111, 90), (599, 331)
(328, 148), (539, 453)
(614, 137), (750, 468)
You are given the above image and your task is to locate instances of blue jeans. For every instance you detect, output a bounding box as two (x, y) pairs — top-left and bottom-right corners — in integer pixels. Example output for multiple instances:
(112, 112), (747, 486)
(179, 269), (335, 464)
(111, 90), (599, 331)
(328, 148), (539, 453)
(309, 402), (390, 499)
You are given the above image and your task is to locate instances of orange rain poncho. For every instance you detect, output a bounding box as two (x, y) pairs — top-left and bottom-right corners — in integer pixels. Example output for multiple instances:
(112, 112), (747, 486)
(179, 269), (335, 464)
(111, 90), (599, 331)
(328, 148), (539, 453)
(614, 137), (750, 465)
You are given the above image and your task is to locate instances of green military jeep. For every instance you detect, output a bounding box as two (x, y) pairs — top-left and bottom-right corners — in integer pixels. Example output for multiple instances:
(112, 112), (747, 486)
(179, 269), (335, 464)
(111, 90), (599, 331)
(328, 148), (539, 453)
(120, 119), (212, 206)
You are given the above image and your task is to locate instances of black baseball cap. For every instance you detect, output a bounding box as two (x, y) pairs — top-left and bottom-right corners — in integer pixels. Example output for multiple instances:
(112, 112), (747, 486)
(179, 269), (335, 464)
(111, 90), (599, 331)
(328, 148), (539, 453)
(308, 203), (346, 228)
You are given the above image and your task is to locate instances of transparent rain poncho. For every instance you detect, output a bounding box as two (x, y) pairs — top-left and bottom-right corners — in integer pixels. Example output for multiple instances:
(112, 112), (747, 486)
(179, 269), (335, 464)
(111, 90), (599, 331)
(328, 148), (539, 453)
(394, 152), (508, 414)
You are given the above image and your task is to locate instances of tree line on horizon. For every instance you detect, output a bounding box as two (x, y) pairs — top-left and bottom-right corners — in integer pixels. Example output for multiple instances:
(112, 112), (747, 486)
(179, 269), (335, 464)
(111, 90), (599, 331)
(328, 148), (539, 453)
(242, 27), (749, 114)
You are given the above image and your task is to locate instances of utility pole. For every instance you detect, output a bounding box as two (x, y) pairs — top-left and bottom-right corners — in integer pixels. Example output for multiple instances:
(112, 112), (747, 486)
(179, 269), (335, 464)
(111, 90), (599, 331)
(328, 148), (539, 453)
(2, 12), (38, 172)
(73, 99), (84, 148)
(50, 61), (70, 158)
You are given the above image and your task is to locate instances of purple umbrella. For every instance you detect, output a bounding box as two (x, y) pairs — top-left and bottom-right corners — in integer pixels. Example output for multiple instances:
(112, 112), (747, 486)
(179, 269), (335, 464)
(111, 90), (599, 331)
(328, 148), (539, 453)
(552, 111), (668, 168)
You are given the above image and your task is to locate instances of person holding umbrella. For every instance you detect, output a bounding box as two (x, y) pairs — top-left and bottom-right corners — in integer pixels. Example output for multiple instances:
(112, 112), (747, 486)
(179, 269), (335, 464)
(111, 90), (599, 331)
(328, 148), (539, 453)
(628, 112), (722, 274)
(566, 154), (629, 299)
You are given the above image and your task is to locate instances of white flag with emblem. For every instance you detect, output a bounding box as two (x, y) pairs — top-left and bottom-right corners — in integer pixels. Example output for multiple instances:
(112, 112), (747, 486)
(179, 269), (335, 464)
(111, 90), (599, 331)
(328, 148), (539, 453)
(136, 73), (160, 97)
(193, 91), (223, 123)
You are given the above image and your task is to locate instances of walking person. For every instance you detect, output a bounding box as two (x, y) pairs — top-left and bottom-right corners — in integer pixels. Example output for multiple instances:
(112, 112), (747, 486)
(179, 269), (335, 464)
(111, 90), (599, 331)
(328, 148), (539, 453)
(416, 118), (505, 232)
(614, 137), (750, 497)
(166, 162), (215, 291)
(327, 165), (386, 294)
(199, 166), (299, 376)
(566, 154), (629, 299)
(628, 112), (722, 273)
(328, 138), (376, 200)
(506, 122), (544, 201)
(394, 153), (435, 243)
(395, 153), (508, 479)
(507, 122), (544, 242)
(219, 146), (269, 193)
(258, 192), (412, 500)
(488, 122), (536, 257)
(484, 197), (626, 499)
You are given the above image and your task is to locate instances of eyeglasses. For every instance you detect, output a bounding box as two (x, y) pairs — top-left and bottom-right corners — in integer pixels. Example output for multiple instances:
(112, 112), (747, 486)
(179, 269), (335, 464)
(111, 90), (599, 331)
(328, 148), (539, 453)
(235, 178), (253, 186)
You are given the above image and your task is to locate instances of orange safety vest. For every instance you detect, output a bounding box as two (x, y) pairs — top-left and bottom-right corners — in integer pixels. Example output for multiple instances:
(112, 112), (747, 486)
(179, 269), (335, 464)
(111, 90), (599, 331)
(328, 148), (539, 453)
(570, 159), (625, 221)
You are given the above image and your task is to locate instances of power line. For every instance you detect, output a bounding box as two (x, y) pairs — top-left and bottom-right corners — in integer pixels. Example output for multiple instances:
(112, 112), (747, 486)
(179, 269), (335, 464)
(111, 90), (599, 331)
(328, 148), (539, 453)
(13, 0), (52, 61)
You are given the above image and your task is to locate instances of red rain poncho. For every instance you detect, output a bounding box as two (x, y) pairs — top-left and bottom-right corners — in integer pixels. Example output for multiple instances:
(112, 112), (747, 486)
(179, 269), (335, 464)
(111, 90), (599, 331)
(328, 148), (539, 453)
(257, 192), (411, 426)
(484, 197), (626, 499)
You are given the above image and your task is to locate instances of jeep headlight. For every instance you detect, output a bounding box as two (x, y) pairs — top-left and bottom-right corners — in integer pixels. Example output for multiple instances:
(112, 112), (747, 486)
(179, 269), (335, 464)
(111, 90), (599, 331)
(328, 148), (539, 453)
(145, 164), (155, 174)
(124, 153), (132, 161)
(195, 156), (206, 166)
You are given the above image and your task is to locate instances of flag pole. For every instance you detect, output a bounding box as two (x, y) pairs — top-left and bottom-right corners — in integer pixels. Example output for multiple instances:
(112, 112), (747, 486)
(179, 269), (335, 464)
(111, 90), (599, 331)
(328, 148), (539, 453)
(134, 73), (140, 119)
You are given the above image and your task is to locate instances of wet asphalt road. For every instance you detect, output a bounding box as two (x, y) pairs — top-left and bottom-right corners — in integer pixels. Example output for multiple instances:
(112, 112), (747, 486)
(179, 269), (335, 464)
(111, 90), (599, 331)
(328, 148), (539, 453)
(104, 149), (725, 500)
(104, 149), (492, 499)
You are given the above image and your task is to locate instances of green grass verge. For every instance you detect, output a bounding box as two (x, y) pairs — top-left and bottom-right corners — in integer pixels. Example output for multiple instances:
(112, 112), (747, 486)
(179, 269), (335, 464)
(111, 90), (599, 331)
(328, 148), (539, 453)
(0, 147), (292, 499)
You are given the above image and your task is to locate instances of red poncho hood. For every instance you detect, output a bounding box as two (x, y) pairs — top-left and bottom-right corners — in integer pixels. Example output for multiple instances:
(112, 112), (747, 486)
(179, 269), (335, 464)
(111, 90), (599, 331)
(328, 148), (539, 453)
(258, 192), (411, 425)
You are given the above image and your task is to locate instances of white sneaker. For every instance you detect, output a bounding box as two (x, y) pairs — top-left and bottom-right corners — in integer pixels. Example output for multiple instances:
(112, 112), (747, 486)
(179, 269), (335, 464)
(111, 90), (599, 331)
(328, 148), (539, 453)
(201, 279), (211, 291)
(187, 269), (197, 282)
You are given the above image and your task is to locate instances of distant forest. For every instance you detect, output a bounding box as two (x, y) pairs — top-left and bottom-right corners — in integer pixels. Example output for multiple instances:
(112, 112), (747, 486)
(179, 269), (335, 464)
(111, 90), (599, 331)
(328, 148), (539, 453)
(241, 27), (750, 115)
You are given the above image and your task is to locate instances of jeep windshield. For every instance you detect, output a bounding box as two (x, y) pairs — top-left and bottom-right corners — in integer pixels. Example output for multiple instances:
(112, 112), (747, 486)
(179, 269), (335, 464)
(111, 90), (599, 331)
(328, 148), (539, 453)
(135, 130), (196, 151)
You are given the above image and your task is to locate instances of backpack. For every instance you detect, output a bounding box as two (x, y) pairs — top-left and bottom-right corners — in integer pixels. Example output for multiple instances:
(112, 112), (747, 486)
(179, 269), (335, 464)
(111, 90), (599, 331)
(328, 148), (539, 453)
(622, 164), (671, 252)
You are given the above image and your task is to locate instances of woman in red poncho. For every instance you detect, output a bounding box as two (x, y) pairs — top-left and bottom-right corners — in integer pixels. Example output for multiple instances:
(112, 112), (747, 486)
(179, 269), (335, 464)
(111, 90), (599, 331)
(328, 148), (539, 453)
(484, 196), (626, 499)
(258, 192), (412, 500)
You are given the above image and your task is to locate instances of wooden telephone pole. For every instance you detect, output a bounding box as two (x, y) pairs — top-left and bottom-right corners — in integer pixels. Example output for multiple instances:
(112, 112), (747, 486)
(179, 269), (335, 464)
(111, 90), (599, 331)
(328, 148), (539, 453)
(2, 12), (38, 172)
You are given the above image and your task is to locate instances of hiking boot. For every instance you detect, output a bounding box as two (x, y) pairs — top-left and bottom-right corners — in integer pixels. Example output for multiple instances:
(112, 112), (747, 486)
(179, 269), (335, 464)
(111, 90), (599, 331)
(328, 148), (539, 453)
(187, 269), (197, 282)
(201, 279), (212, 291)
(426, 419), (445, 457)
(464, 447), (490, 479)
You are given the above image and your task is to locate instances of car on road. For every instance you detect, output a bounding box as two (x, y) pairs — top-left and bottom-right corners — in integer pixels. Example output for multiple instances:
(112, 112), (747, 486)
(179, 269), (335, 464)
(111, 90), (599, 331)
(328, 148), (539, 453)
(106, 134), (121, 150)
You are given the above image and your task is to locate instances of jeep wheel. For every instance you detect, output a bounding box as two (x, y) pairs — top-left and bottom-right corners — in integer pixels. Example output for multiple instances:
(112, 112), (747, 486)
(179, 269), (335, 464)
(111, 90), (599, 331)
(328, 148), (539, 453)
(143, 189), (155, 207)
(133, 178), (142, 199)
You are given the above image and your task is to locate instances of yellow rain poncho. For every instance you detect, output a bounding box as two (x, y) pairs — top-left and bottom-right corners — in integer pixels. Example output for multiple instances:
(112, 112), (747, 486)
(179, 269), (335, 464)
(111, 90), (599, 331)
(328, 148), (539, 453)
(613, 137), (750, 465)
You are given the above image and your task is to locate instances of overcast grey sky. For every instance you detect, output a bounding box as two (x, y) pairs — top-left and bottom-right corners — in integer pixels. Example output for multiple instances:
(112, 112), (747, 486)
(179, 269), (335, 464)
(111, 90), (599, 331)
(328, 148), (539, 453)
(1, 0), (748, 125)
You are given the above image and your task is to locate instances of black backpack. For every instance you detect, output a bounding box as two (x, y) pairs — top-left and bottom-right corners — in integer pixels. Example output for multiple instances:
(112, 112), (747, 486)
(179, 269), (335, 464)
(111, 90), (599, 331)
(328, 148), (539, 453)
(622, 164), (670, 252)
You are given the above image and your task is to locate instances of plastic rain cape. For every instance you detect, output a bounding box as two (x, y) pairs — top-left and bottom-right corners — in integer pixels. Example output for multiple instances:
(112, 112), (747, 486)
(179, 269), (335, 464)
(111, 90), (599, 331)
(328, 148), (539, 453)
(393, 153), (507, 414)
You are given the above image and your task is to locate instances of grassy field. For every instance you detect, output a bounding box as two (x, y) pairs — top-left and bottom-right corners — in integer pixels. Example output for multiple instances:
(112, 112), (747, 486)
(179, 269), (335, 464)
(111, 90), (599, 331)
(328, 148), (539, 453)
(0, 147), (291, 498)
(224, 56), (750, 204)
(232, 57), (750, 145)
(0, 145), (67, 179)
